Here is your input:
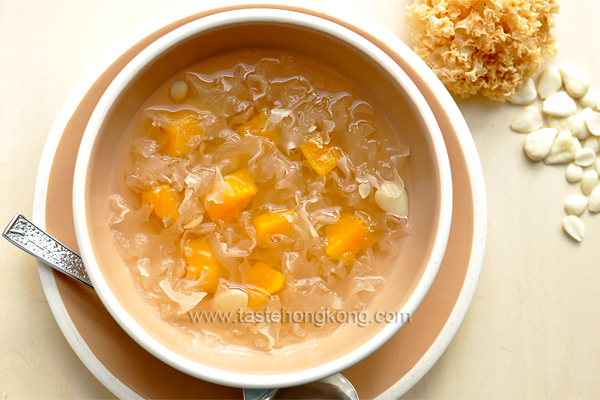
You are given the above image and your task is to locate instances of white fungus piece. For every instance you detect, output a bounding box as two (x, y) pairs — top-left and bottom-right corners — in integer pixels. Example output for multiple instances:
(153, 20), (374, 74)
(588, 186), (600, 213)
(559, 63), (591, 99)
(542, 92), (577, 117)
(544, 131), (581, 164)
(566, 162), (584, 183)
(572, 108), (593, 140)
(564, 194), (588, 216)
(509, 78), (537, 105)
(580, 87), (599, 108)
(586, 111), (600, 136)
(510, 106), (544, 133)
(169, 80), (188, 102)
(563, 215), (585, 242)
(581, 170), (599, 196)
(583, 137), (600, 153)
(547, 115), (574, 133)
(537, 66), (562, 100)
(524, 128), (557, 161)
(574, 148), (596, 167)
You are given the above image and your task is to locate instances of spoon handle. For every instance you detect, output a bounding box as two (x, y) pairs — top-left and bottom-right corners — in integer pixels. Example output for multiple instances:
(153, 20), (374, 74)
(2, 213), (93, 288)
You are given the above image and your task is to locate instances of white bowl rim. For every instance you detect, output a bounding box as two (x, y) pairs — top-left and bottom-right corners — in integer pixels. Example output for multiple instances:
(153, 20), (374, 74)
(72, 7), (453, 389)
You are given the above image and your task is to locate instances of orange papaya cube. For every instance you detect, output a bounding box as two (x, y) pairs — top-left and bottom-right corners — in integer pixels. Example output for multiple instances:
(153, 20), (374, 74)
(159, 110), (204, 157)
(237, 110), (280, 145)
(242, 261), (286, 295)
(300, 136), (341, 176)
(183, 239), (226, 293)
(325, 213), (372, 261)
(253, 210), (295, 247)
(141, 185), (179, 226)
(206, 169), (258, 223)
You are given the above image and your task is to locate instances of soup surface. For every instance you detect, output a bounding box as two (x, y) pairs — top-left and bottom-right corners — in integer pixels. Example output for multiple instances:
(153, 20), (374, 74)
(109, 49), (410, 351)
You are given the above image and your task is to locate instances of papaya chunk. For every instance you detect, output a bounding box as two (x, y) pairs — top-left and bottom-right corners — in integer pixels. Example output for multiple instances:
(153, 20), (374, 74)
(206, 169), (258, 222)
(141, 185), (179, 226)
(253, 209), (295, 247)
(242, 261), (286, 295)
(183, 239), (226, 294)
(300, 136), (341, 176)
(237, 110), (280, 145)
(325, 213), (372, 261)
(159, 110), (204, 157)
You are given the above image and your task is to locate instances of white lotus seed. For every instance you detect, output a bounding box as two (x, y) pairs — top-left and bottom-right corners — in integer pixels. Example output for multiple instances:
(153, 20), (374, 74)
(583, 137), (600, 153)
(545, 131), (581, 164)
(537, 66), (562, 100)
(169, 80), (188, 102)
(524, 128), (557, 161)
(509, 78), (537, 105)
(562, 215), (585, 242)
(566, 162), (584, 183)
(510, 106), (544, 133)
(542, 92), (577, 117)
(375, 184), (409, 217)
(572, 108), (593, 140)
(212, 287), (248, 312)
(585, 111), (600, 136)
(588, 187), (600, 213)
(564, 195), (588, 216)
(580, 87), (599, 108)
(581, 170), (599, 196)
(574, 148), (596, 167)
(547, 116), (574, 133)
(560, 63), (591, 99)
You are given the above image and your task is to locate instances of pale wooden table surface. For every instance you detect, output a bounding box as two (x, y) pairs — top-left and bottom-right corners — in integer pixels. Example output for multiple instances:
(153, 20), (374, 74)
(1, 0), (599, 398)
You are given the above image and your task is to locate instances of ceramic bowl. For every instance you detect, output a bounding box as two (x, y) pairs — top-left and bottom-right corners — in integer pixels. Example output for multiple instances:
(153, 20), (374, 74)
(72, 8), (452, 389)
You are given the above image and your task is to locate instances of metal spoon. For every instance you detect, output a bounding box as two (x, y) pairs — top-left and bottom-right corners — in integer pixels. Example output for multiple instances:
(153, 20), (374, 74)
(243, 373), (358, 400)
(3, 213), (359, 400)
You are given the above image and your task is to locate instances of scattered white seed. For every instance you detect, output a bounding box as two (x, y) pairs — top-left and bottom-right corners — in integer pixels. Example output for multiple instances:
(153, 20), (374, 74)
(537, 66), (562, 100)
(545, 131), (582, 164)
(595, 158), (600, 175)
(564, 195), (588, 216)
(583, 136), (600, 153)
(562, 215), (585, 242)
(524, 128), (557, 161)
(581, 170), (599, 196)
(588, 186), (600, 213)
(566, 162), (584, 183)
(585, 111), (600, 136)
(547, 116), (574, 132)
(559, 63), (591, 99)
(542, 92), (577, 117)
(183, 215), (204, 229)
(375, 183), (409, 217)
(510, 106), (544, 133)
(580, 87), (599, 108)
(575, 148), (596, 167)
(572, 108), (593, 140)
(212, 287), (248, 312)
(509, 78), (537, 105)
(169, 80), (188, 102)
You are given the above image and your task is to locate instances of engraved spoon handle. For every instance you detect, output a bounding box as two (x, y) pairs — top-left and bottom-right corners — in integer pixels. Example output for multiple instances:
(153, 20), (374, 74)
(3, 213), (93, 288)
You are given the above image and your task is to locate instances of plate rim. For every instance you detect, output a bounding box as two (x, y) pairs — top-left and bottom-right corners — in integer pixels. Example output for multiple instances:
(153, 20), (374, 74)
(32, 1), (486, 398)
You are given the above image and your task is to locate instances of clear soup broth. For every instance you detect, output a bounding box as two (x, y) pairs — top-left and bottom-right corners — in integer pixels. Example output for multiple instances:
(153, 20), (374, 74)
(109, 49), (410, 351)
